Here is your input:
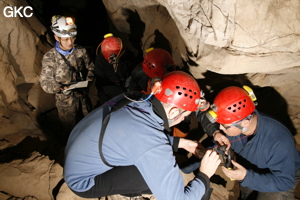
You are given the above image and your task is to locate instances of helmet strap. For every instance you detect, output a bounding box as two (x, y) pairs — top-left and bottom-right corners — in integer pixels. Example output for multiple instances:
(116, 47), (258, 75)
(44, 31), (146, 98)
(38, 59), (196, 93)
(233, 113), (254, 133)
(233, 123), (247, 133)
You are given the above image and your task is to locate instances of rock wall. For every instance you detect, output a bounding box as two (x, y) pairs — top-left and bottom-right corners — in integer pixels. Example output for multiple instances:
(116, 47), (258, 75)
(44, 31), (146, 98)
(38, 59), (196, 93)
(0, 0), (55, 113)
(102, 0), (300, 144)
(1, 0), (300, 199)
(1, 0), (299, 139)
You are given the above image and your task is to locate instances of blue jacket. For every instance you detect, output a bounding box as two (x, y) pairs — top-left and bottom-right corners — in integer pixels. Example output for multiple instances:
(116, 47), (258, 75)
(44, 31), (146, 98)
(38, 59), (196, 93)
(64, 94), (209, 200)
(228, 110), (300, 192)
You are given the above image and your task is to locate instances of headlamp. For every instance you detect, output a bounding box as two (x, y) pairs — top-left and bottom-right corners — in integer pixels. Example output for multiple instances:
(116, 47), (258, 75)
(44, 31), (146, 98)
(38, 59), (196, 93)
(206, 109), (218, 123)
(66, 17), (75, 25)
(243, 85), (257, 102)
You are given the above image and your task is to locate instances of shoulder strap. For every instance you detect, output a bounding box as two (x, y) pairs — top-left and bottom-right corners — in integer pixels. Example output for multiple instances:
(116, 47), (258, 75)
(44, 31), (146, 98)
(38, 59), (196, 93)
(99, 106), (114, 167)
(98, 96), (134, 167)
(59, 53), (76, 72)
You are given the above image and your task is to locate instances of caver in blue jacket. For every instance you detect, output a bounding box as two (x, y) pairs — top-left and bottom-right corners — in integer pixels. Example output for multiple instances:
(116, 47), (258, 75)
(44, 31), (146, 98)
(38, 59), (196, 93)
(228, 110), (300, 192)
(64, 94), (211, 200)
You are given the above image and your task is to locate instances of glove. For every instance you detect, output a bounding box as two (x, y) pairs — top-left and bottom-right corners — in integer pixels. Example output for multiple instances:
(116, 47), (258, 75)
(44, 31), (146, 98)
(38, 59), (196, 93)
(197, 111), (219, 137)
(62, 89), (71, 95)
(87, 70), (94, 81)
(56, 84), (71, 95)
(55, 87), (63, 94)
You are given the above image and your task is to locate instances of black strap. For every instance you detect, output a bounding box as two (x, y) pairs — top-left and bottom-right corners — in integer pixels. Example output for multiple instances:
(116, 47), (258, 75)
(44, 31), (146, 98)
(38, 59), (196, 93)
(99, 106), (115, 167)
(59, 53), (76, 72)
(111, 97), (134, 112)
(99, 93), (142, 167)
(59, 53), (86, 83)
(151, 97), (170, 132)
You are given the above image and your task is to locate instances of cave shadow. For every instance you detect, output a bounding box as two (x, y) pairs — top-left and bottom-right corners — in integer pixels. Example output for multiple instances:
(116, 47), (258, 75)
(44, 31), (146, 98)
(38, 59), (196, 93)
(185, 46), (201, 67)
(26, 0), (60, 30)
(210, 174), (227, 188)
(36, 107), (66, 143)
(122, 8), (173, 57)
(147, 29), (173, 55)
(17, 82), (65, 147)
(73, 1), (110, 60)
(0, 109), (66, 167)
(121, 8), (145, 62)
(197, 71), (296, 136)
(28, 0), (110, 60)
(0, 132), (65, 198)
(0, 135), (62, 164)
(13, 93), (65, 165)
(9, 81), (66, 168)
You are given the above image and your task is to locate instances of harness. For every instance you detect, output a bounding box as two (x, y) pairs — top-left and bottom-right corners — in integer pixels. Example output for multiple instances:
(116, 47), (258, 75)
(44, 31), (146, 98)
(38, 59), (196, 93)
(98, 92), (144, 167)
(59, 53), (85, 82)
(98, 92), (171, 167)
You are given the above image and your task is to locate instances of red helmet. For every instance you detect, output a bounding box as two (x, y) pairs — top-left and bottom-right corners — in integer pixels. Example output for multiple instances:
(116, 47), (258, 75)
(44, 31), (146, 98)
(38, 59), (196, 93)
(155, 71), (201, 111)
(213, 86), (256, 124)
(142, 48), (174, 78)
(101, 33), (123, 63)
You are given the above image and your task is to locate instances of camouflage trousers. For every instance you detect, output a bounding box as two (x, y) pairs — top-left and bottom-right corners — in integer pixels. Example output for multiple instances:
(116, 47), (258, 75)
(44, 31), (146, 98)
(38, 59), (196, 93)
(55, 90), (92, 135)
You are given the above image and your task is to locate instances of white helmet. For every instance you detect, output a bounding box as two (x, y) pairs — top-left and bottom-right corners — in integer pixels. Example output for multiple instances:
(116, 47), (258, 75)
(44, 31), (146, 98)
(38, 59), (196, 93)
(51, 15), (77, 38)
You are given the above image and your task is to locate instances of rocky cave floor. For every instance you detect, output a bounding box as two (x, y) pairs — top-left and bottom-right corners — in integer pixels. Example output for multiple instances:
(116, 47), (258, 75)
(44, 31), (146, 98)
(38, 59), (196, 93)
(1, 106), (300, 200)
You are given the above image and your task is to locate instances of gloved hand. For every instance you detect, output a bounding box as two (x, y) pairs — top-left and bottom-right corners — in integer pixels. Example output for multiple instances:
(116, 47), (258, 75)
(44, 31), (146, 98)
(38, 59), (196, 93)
(55, 87), (63, 94)
(56, 84), (71, 95)
(62, 89), (71, 95)
(197, 111), (220, 137)
(87, 70), (94, 81)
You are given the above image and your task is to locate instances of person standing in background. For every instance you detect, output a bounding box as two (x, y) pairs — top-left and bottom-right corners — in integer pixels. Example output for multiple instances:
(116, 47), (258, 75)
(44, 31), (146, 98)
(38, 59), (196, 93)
(128, 47), (176, 93)
(94, 33), (138, 107)
(39, 15), (94, 142)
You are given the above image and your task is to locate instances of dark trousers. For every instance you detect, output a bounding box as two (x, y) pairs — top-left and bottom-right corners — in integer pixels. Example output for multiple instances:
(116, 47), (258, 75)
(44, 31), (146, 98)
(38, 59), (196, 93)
(72, 166), (152, 198)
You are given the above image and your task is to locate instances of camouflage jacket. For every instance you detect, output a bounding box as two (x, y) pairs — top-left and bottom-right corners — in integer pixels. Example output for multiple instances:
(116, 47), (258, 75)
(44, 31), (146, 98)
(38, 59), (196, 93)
(40, 45), (94, 94)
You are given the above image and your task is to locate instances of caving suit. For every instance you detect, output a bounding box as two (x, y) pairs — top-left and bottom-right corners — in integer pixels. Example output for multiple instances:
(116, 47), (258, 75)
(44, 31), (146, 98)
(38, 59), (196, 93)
(40, 44), (94, 136)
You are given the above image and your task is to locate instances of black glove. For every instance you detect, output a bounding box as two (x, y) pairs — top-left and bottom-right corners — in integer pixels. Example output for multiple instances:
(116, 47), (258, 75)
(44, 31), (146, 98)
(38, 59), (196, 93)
(197, 111), (219, 137)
